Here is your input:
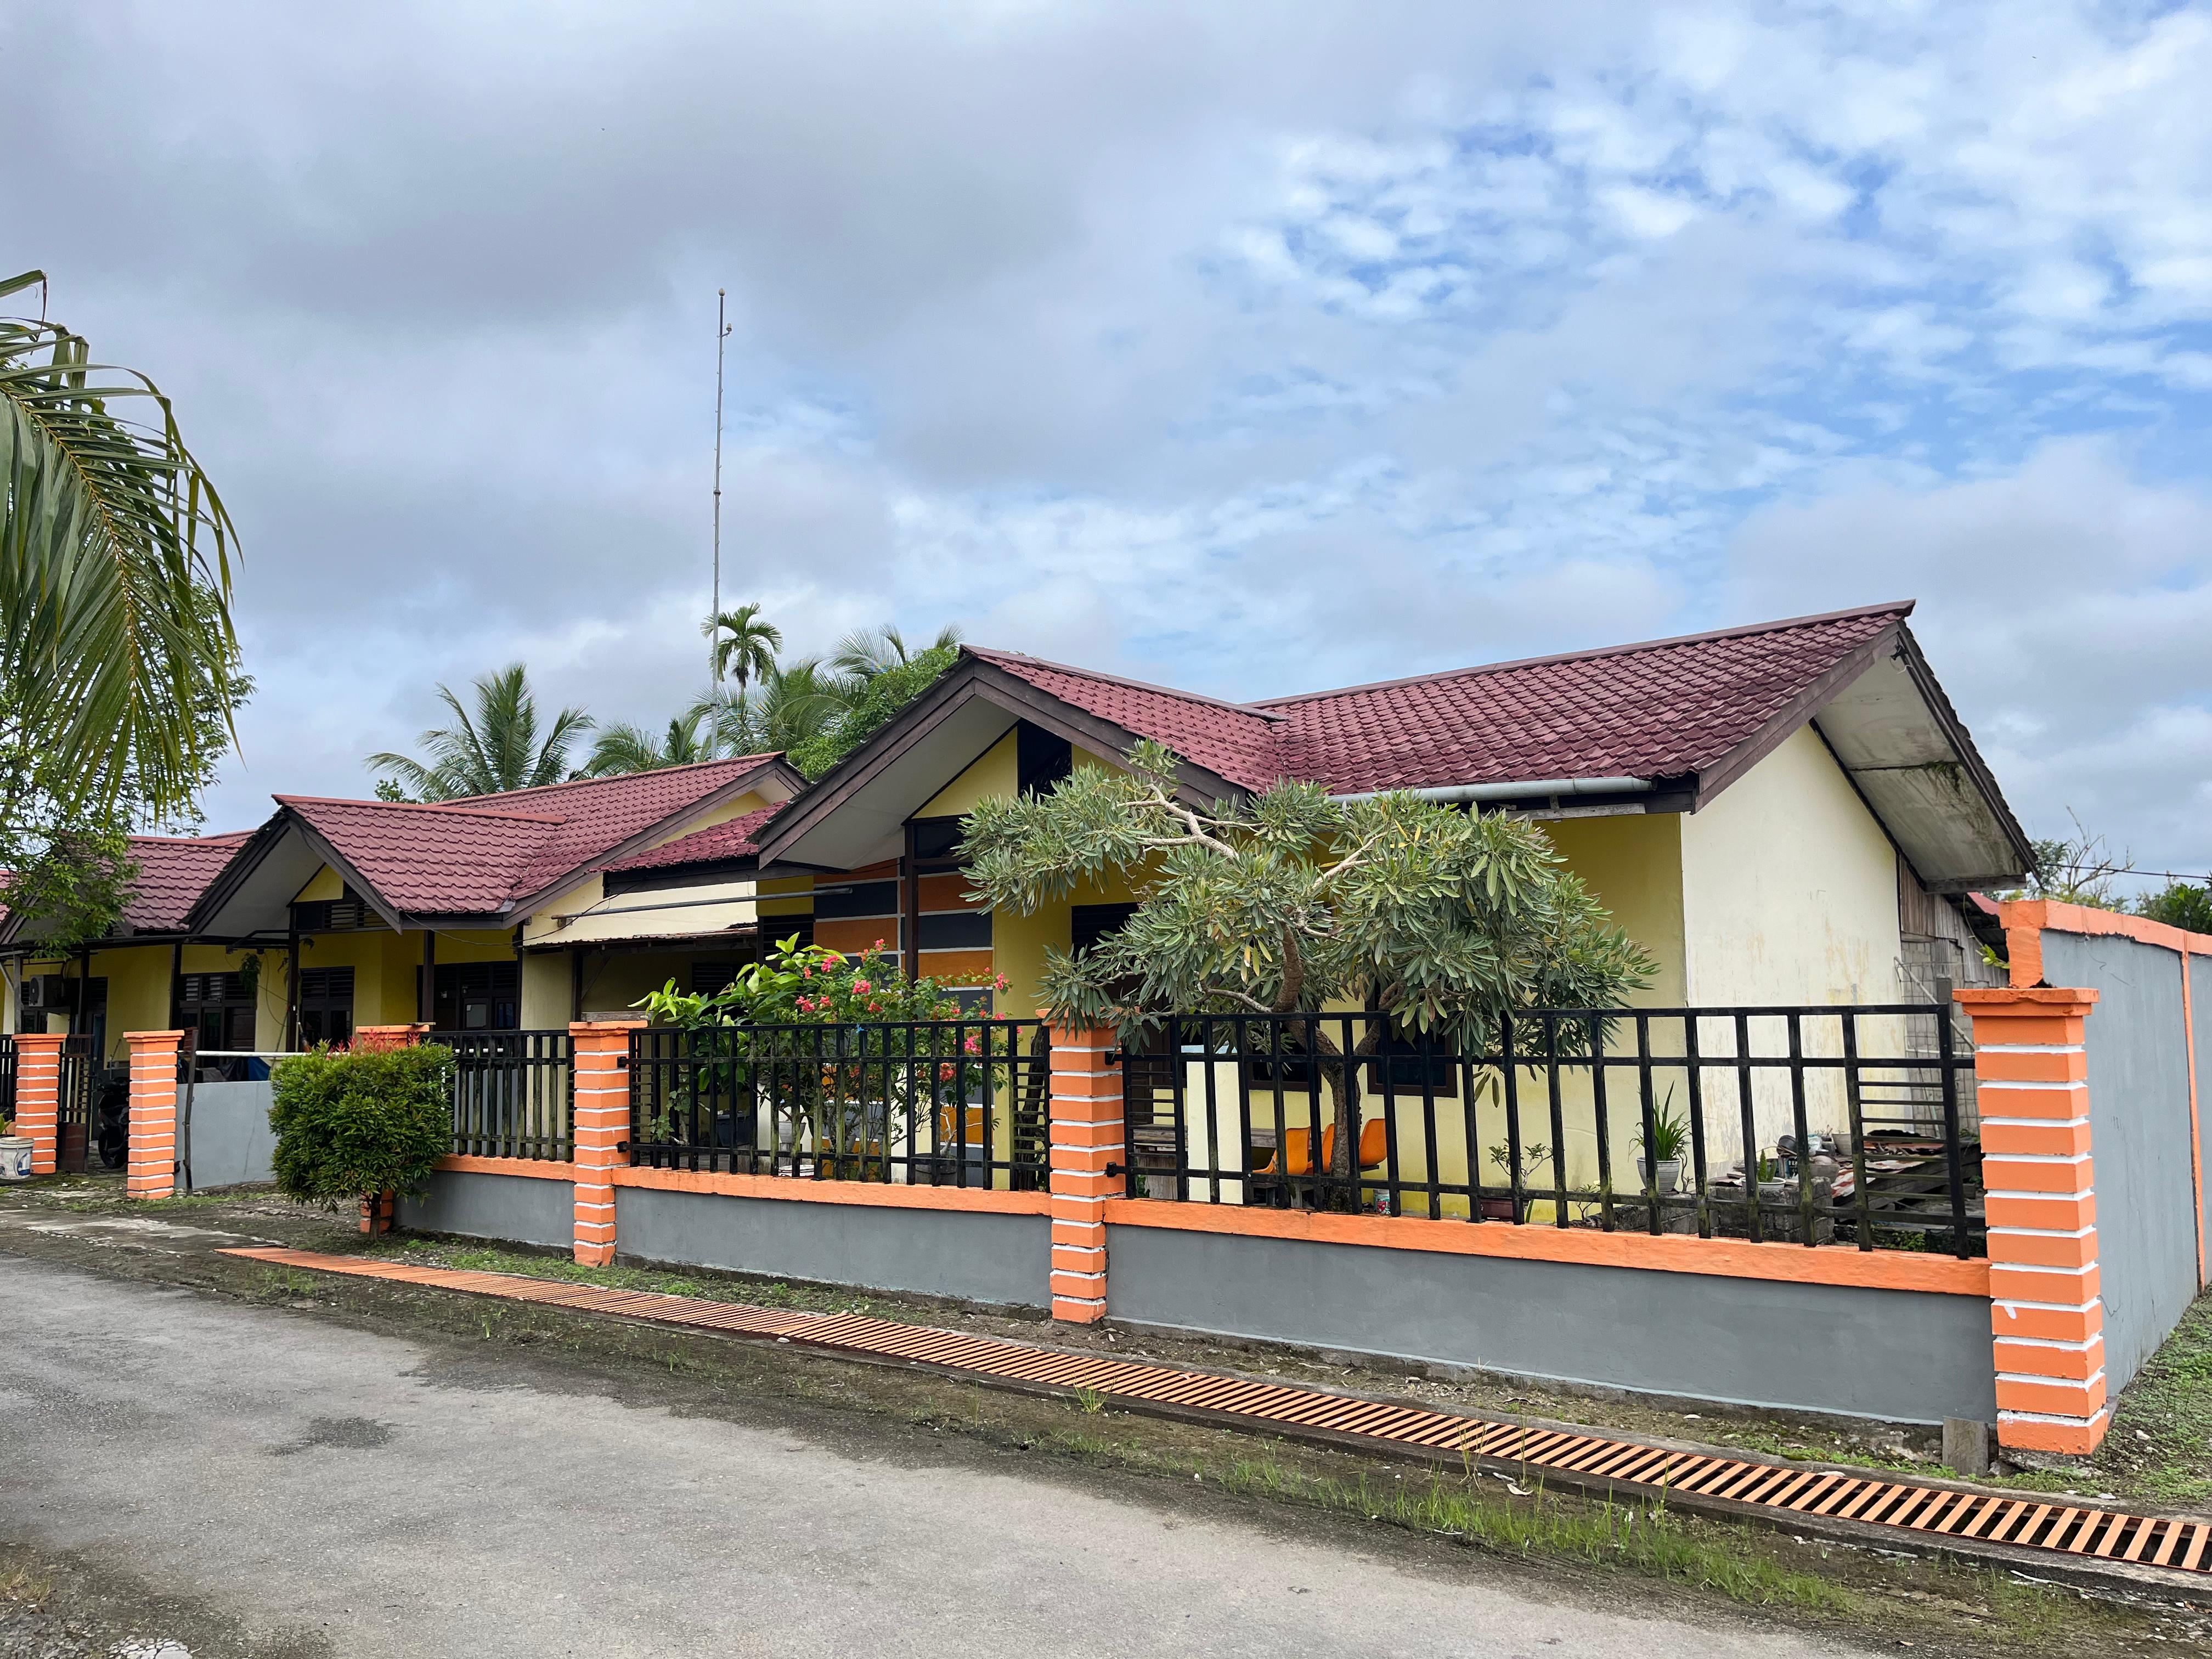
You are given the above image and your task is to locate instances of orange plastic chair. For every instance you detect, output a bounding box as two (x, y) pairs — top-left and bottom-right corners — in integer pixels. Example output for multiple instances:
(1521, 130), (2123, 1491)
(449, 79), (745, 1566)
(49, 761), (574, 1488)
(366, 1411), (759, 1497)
(1321, 1119), (1390, 1173)
(1255, 1127), (1317, 1178)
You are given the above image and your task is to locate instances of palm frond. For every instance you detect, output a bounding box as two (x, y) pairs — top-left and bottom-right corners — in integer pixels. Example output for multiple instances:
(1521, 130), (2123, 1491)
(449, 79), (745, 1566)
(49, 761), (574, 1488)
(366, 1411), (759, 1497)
(2, 273), (240, 823)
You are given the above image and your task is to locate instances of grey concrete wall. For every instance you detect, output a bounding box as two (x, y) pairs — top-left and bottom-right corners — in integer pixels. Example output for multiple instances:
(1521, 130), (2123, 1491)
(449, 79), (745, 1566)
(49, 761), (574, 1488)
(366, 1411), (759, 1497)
(399, 1169), (574, 1250)
(2195, 954), (2212, 1278)
(1107, 1223), (1997, 1425)
(616, 1187), (1051, 1309)
(2040, 931), (2199, 1394)
(183, 1080), (276, 1189)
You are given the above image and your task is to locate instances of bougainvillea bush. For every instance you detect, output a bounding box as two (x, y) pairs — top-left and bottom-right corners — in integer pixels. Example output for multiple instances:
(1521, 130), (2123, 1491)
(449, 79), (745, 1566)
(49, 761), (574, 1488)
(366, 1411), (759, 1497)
(635, 935), (1012, 1171)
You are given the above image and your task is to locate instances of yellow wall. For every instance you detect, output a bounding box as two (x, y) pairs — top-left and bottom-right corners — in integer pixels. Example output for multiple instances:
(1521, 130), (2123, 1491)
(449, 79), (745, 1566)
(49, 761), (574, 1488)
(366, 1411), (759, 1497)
(1543, 812), (1686, 1005)
(918, 732), (1017, 818)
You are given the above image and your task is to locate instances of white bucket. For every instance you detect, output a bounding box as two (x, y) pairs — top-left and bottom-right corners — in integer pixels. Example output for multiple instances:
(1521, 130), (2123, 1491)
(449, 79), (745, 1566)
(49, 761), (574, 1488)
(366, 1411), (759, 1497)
(0, 1136), (33, 1181)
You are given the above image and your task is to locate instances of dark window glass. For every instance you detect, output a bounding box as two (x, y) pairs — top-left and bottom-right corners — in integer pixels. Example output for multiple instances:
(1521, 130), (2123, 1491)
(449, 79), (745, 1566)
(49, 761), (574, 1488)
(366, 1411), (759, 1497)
(297, 966), (356, 1047)
(1071, 903), (1139, 956)
(812, 880), (900, 920)
(1017, 723), (1074, 797)
(433, 962), (520, 1031)
(907, 818), (966, 862)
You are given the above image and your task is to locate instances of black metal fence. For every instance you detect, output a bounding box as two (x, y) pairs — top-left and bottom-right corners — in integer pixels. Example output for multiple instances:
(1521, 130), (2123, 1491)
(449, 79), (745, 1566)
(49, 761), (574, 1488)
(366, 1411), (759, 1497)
(1118, 1007), (1982, 1257)
(428, 1030), (574, 1161)
(54, 1035), (110, 1175)
(0, 1034), (15, 1125)
(629, 1020), (1052, 1189)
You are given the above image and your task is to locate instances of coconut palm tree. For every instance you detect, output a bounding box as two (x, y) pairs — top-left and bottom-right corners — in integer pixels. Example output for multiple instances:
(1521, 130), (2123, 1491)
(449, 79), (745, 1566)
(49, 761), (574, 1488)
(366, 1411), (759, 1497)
(367, 664), (592, 801)
(829, 622), (963, 692)
(2, 269), (241, 823)
(702, 602), (782, 691)
(690, 659), (845, 758)
(578, 709), (715, 777)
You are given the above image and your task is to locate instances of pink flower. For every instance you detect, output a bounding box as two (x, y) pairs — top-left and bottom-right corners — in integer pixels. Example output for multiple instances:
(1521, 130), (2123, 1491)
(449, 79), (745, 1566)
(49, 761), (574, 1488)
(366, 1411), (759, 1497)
(853, 979), (871, 995)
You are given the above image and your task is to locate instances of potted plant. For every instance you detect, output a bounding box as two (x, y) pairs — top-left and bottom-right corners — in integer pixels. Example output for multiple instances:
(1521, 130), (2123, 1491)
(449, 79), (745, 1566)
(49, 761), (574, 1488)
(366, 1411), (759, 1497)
(268, 1041), (455, 1233)
(0, 1115), (30, 1182)
(1480, 1140), (1551, 1221)
(1637, 1088), (1688, 1195)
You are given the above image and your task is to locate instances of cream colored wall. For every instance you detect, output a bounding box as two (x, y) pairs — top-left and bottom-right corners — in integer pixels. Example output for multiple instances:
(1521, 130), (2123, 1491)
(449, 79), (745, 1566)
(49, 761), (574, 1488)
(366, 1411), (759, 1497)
(1679, 725), (1903, 1007)
(520, 952), (571, 1029)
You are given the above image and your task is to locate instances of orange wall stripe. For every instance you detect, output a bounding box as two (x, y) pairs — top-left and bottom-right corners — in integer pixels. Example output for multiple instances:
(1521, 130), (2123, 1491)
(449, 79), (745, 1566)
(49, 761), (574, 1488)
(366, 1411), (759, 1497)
(1099, 1198), (1990, 1296)
(436, 1154), (578, 1182)
(613, 1163), (1051, 1215)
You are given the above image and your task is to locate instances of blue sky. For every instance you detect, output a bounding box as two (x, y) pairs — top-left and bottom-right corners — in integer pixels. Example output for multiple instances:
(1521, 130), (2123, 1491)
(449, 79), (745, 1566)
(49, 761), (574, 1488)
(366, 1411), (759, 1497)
(9, 1), (2212, 887)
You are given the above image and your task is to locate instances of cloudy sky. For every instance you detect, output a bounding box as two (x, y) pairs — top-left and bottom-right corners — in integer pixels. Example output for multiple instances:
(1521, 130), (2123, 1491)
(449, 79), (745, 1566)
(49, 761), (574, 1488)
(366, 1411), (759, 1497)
(9, 2), (2211, 888)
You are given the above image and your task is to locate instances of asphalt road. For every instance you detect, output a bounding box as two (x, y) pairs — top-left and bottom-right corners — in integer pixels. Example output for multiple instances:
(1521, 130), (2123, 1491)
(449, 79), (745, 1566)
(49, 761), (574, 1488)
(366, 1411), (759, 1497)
(0, 1257), (1870, 1658)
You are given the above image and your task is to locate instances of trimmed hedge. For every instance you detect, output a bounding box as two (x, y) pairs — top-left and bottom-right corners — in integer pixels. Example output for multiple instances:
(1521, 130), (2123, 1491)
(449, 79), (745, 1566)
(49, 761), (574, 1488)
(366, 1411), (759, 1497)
(269, 1042), (455, 1205)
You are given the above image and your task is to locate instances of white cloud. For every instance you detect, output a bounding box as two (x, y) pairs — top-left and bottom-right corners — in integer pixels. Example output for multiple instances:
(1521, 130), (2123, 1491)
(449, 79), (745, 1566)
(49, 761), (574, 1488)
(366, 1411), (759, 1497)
(2, 0), (2207, 884)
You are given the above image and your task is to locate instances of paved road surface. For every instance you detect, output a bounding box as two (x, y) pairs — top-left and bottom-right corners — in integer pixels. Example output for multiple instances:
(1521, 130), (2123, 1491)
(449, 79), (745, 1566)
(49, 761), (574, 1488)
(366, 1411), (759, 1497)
(1, 1259), (1867, 1657)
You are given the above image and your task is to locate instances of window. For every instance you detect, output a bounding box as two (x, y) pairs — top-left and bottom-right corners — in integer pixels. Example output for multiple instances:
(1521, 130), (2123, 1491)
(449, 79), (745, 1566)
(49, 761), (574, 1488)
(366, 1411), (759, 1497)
(433, 962), (520, 1031)
(179, 972), (256, 1053)
(292, 884), (378, 933)
(1071, 903), (1139, 957)
(691, 962), (741, 996)
(297, 967), (355, 1047)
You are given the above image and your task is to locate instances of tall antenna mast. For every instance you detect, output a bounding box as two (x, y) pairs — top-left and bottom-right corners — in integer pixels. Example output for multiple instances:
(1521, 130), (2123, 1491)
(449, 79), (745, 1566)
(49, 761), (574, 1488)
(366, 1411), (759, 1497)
(710, 288), (731, 687)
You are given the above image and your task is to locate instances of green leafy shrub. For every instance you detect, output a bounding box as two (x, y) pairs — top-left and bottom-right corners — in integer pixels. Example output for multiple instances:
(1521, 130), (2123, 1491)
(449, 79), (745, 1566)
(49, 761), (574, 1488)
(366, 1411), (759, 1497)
(268, 1043), (455, 1205)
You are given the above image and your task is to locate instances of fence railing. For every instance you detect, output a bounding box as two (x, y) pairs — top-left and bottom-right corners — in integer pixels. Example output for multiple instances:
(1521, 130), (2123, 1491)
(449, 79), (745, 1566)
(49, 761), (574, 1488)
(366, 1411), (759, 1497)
(1118, 1007), (1983, 1258)
(0, 1034), (15, 1124)
(428, 1029), (574, 1161)
(54, 1034), (108, 1175)
(629, 1020), (1051, 1190)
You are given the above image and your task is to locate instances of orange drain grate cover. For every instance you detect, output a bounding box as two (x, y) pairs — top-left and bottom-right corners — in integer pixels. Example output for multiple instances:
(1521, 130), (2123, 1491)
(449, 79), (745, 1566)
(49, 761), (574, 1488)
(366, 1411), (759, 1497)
(224, 1246), (2212, 1575)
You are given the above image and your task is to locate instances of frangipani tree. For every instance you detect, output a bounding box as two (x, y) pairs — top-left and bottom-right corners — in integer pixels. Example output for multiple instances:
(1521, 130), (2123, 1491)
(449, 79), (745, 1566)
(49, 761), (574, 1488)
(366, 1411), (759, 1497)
(961, 740), (1656, 1185)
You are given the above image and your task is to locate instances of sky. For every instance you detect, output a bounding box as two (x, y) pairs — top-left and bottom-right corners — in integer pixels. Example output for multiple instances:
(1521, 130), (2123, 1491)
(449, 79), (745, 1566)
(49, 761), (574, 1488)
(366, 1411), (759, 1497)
(8, 2), (2212, 890)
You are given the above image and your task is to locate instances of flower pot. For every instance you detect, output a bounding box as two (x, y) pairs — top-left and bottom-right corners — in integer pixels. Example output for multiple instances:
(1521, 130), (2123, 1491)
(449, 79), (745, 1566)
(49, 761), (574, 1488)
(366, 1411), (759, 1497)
(0, 1136), (33, 1182)
(1638, 1156), (1683, 1195)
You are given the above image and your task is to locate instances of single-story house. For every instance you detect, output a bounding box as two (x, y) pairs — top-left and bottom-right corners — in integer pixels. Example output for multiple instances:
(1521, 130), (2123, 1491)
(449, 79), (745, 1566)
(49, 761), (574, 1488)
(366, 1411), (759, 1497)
(1, 754), (804, 1059)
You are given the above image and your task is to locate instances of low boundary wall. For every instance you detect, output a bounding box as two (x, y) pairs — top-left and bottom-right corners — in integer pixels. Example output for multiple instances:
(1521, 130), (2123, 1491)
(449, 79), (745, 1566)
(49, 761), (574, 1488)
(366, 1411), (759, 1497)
(184, 1079), (277, 1189)
(1105, 1215), (1996, 1424)
(119, 996), (2207, 1447)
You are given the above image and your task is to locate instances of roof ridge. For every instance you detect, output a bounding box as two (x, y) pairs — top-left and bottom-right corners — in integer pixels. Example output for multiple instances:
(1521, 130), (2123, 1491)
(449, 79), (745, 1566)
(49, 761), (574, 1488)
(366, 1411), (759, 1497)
(437, 752), (782, 806)
(127, 830), (255, 845)
(1253, 601), (1916, 709)
(966, 646), (1286, 723)
(275, 794), (569, 826)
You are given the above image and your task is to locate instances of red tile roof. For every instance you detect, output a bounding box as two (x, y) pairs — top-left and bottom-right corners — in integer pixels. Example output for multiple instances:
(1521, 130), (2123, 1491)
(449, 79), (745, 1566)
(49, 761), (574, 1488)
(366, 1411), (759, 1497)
(120, 832), (256, 932)
(601, 803), (787, 873)
(972, 604), (1910, 794)
(276, 755), (786, 916)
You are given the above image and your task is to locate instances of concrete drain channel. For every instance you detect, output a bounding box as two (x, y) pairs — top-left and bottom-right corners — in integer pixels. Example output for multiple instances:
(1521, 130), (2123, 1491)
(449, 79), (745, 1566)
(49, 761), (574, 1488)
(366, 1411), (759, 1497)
(228, 1246), (2212, 1588)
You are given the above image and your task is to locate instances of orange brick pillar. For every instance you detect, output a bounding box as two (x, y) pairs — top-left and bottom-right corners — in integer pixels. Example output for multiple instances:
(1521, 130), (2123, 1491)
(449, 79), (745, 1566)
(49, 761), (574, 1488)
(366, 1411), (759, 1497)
(572, 1020), (640, 1267)
(12, 1032), (65, 1176)
(1957, 987), (2106, 1456)
(1046, 1020), (1122, 1323)
(126, 1030), (184, 1200)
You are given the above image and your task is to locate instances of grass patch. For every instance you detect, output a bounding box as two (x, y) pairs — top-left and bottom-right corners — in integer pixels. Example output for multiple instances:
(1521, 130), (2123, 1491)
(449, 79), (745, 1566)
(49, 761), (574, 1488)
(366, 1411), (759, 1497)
(2085, 1284), (2212, 1505)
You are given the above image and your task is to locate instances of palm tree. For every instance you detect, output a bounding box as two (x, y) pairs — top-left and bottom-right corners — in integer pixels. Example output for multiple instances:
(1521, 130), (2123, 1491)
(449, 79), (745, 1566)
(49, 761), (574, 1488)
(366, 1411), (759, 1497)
(579, 709), (715, 777)
(829, 623), (963, 692)
(367, 664), (593, 800)
(702, 602), (782, 691)
(690, 659), (846, 758)
(2, 269), (241, 824)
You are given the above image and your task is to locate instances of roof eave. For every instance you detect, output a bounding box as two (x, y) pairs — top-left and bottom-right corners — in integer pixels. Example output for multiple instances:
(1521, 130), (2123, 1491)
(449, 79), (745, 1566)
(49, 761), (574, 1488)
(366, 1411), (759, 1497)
(751, 653), (1245, 869)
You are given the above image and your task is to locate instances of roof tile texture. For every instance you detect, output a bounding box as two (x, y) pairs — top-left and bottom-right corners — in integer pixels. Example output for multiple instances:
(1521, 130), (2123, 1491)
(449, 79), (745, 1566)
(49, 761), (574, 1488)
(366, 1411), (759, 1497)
(277, 755), (783, 915)
(601, 803), (787, 872)
(120, 833), (255, 932)
(974, 606), (1905, 794)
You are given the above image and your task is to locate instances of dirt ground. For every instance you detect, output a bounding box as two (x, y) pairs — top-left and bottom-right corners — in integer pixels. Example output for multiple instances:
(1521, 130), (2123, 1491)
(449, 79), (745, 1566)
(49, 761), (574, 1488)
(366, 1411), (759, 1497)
(3, 1176), (2208, 1657)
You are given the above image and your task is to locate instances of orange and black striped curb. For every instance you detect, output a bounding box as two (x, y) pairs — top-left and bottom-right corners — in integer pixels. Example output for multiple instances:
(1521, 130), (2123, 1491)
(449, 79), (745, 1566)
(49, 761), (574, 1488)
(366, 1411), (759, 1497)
(224, 1245), (2212, 1592)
